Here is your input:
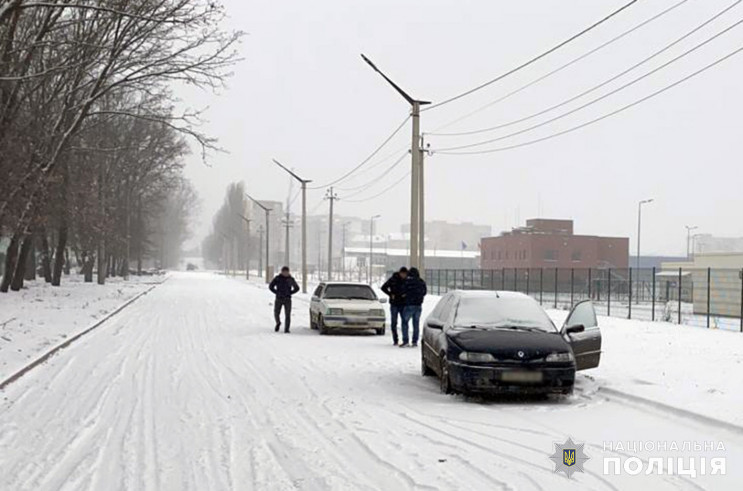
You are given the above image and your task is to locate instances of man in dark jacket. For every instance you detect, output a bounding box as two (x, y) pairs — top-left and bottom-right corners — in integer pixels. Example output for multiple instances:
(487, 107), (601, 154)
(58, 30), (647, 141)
(269, 266), (300, 333)
(400, 267), (427, 348)
(381, 267), (408, 345)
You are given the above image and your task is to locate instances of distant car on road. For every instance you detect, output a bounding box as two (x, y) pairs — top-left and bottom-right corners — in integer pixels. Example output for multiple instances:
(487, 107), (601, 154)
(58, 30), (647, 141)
(421, 291), (601, 396)
(310, 282), (387, 335)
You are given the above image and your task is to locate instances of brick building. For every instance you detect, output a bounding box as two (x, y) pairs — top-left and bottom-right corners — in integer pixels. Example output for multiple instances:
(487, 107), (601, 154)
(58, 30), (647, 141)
(480, 219), (628, 270)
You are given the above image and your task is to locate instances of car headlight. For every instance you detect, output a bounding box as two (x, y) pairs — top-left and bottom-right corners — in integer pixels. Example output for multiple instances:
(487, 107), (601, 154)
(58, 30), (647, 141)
(459, 352), (497, 363)
(545, 352), (574, 363)
(371, 309), (385, 317)
(327, 308), (344, 315)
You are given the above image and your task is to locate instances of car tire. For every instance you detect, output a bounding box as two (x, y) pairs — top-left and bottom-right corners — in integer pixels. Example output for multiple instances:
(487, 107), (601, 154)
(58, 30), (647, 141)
(375, 327), (385, 336)
(318, 315), (329, 335)
(309, 310), (317, 330)
(421, 349), (435, 377)
(439, 357), (453, 394)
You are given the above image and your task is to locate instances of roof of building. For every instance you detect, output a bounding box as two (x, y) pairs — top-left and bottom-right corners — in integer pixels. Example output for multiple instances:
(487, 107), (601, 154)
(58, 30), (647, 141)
(343, 247), (480, 259)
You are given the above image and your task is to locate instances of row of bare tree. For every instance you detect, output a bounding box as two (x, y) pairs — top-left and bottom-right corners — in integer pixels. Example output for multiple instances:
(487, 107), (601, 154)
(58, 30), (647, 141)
(0, 0), (241, 292)
(202, 182), (252, 272)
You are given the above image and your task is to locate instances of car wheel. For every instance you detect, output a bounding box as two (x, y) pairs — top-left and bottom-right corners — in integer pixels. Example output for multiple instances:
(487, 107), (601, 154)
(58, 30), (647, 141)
(375, 327), (385, 336)
(309, 310), (317, 330)
(318, 315), (329, 335)
(439, 357), (453, 394)
(421, 349), (435, 377)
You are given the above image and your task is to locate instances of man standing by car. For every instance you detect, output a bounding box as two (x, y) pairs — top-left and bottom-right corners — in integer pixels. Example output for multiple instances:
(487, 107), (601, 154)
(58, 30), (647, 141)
(381, 267), (408, 345)
(269, 266), (300, 333)
(400, 267), (427, 348)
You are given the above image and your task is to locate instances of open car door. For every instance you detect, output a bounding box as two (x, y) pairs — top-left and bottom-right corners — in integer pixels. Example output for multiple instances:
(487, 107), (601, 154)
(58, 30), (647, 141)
(562, 300), (601, 370)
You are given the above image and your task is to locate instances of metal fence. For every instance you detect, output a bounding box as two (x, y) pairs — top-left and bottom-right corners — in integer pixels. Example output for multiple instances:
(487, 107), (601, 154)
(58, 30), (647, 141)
(423, 268), (743, 333)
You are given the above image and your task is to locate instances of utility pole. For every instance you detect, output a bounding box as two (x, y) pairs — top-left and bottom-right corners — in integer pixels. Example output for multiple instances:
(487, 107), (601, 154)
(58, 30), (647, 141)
(637, 199), (654, 271)
(282, 212), (294, 267)
(419, 137), (432, 278)
(273, 159), (312, 293)
(258, 225), (264, 275)
(369, 215), (381, 284)
(325, 187), (338, 280)
(685, 225), (698, 260)
(361, 54), (429, 270)
(237, 214), (251, 280)
(342, 222), (350, 281)
(246, 193), (272, 282)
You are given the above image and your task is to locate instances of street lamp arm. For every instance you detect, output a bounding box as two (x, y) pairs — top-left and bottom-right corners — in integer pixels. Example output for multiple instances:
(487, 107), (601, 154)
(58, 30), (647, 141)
(272, 159), (312, 184)
(361, 54), (430, 106)
(245, 193), (272, 212)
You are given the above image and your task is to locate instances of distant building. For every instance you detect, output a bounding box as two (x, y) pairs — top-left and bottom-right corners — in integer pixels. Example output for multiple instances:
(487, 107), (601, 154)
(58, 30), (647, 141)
(401, 220), (492, 252)
(343, 246), (480, 274)
(480, 218), (628, 270)
(693, 235), (743, 255)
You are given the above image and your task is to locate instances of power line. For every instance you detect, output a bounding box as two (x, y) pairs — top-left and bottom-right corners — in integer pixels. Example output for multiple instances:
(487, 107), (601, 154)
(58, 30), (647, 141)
(430, 0), (690, 134)
(308, 115), (410, 190)
(434, 15), (743, 153)
(435, 41), (743, 155)
(344, 171), (411, 203)
(422, 0), (640, 112)
(432, 0), (741, 138)
(337, 151), (409, 193)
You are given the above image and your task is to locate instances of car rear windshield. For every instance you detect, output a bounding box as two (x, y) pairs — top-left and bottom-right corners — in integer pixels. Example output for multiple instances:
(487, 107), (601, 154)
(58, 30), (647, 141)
(323, 284), (377, 300)
(455, 296), (557, 333)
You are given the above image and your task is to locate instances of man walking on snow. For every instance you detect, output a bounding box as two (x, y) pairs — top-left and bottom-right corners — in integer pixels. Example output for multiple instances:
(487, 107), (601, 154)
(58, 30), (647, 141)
(381, 267), (408, 346)
(269, 266), (300, 333)
(400, 267), (427, 348)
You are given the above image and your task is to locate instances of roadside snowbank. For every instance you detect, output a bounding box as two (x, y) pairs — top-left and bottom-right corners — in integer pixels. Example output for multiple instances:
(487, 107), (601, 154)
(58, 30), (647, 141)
(0, 274), (160, 382)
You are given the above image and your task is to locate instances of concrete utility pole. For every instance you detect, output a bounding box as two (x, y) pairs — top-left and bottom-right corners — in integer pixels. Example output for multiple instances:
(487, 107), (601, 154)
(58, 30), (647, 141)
(637, 199), (654, 271)
(685, 225), (698, 260)
(246, 193), (272, 282)
(282, 212), (294, 267)
(273, 159), (312, 293)
(419, 137), (432, 278)
(361, 54), (429, 270)
(325, 187), (338, 280)
(237, 214), (252, 280)
(369, 215), (381, 285)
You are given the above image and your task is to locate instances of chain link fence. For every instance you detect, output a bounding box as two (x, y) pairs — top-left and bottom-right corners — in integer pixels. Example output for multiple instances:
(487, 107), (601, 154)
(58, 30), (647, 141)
(423, 267), (743, 333)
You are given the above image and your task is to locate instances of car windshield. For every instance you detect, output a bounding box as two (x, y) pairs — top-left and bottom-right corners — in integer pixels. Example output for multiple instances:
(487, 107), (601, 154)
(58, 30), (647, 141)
(454, 296), (557, 333)
(323, 284), (377, 300)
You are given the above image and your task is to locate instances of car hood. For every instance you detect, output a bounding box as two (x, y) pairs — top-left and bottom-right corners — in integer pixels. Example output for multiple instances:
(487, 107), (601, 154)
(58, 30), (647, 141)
(448, 328), (570, 361)
(323, 299), (382, 311)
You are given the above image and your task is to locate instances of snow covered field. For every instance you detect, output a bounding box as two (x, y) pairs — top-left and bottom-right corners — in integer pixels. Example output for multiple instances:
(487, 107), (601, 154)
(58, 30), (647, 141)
(0, 274), (163, 383)
(1, 272), (741, 490)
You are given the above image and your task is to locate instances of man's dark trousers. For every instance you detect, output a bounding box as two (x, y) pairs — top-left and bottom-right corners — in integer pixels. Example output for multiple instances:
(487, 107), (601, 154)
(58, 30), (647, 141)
(274, 297), (292, 332)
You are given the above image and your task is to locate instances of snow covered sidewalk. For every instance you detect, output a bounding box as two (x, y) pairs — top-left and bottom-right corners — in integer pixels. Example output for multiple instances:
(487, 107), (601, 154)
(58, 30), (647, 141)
(0, 273), (163, 383)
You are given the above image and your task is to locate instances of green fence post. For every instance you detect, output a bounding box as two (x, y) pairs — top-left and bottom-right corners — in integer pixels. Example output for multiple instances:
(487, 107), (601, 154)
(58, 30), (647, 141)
(678, 267), (682, 325)
(652, 267), (656, 322)
(707, 267), (711, 329)
(628, 268), (633, 320)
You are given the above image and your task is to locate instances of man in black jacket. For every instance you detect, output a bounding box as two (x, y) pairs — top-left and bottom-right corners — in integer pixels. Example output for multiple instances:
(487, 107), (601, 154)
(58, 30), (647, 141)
(381, 267), (408, 345)
(269, 266), (300, 333)
(401, 267), (427, 348)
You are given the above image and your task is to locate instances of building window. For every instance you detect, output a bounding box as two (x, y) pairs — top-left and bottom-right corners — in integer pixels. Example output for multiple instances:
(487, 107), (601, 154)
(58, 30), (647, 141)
(544, 250), (558, 261)
(571, 251), (582, 262)
(522, 250), (527, 261)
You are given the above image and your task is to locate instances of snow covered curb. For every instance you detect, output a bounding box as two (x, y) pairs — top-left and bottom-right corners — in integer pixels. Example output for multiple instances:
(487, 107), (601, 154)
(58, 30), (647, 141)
(0, 275), (167, 387)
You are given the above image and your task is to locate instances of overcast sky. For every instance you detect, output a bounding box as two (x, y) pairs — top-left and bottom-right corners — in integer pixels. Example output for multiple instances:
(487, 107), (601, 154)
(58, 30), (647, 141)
(182, 0), (743, 256)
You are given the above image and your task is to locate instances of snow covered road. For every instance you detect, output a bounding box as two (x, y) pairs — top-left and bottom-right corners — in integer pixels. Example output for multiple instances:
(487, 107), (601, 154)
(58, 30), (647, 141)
(1, 272), (741, 490)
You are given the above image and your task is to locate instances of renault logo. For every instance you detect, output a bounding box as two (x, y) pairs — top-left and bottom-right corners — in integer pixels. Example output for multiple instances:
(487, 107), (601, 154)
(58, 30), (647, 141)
(517, 351), (525, 358)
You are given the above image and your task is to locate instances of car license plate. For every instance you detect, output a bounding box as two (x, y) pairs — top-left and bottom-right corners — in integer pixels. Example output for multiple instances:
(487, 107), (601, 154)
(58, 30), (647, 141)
(501, 371), (543, 383)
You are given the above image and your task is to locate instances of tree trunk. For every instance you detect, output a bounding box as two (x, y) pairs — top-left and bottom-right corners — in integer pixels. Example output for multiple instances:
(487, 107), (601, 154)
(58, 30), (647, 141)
(82, 252), (94, 282)
(40, 228), (52, 282)
(10, 234), (32, 291)
(52, 223), (67, 286)
(24, 235), (36, 281)
(0, 233), (20, 292)
(96, 240), (105, 285)
(64, 248), (70, 275)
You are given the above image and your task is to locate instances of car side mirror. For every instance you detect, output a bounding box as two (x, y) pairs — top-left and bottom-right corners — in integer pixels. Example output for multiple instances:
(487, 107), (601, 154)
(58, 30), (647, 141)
(427, 320), (444, 330)
(565, 324), (585, 334)
(379, 298), (388, 304)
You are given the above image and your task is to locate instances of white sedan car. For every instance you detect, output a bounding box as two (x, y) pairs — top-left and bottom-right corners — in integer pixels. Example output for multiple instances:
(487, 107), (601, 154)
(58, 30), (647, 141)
(309, 282), (387, 335)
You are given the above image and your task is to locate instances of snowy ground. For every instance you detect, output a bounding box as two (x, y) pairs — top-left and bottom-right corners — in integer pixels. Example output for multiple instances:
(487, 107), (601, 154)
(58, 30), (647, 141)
(0, 274), (162, 383)
(0, 272), (741, 490)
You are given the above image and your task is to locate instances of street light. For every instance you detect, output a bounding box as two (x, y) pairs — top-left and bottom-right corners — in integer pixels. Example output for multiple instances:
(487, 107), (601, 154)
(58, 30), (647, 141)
(236, 213), (252, 280)
(369, 214), (381, 284)
(637, 199), (654, 271)
(245, 193), (272, 283)
(685, 225), (698, 260)
(273, 159), (312, 293)
(361, 54), (429, 271)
